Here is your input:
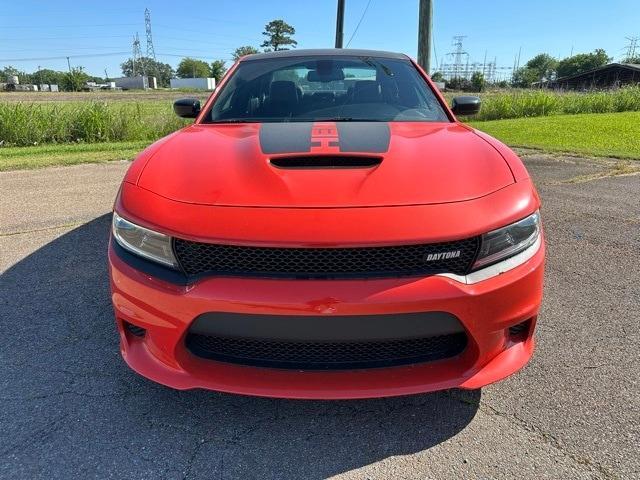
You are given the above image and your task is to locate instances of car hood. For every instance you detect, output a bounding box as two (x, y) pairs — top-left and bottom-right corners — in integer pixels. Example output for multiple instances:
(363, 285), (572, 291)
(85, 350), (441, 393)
(137, 122), (514, 208)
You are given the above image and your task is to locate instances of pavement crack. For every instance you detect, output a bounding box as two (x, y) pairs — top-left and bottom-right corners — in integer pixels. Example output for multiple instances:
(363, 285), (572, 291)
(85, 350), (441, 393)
(477, 400), (618, 479)
(1, 413), (70, 457)
(0, 221), (85, 237)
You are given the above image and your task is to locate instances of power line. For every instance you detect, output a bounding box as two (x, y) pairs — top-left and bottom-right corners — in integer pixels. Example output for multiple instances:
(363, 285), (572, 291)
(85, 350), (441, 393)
(1, 45), (130, 53)
(156, 52), (234, 61)
(0, 52), (131, 62)
(0, 23), (139, 29)
(154, 24), (262, 42)
(345, 0), (373, 48)
(0, 34), (132, 42)
(0, 50), (235, 64)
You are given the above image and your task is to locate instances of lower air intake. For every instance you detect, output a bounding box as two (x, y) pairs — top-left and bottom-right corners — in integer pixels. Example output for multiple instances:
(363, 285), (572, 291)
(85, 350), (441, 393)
(186, 332), (468, 370)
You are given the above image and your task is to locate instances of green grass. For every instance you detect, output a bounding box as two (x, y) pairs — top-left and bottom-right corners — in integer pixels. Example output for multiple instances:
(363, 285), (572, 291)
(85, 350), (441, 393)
(0, 101), (187, 147)
(2, 87), (640, 148)
(0, 141), (152, 171)
(448, 86), (640, 121)
(470, 111), (640, 159)
(2, 111), (639, 172)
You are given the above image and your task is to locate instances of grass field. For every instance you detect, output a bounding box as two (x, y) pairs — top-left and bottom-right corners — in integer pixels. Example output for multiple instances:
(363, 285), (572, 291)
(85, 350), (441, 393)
(452, 86), (640, 121)
(1, 90), (639, 170)
(1, 111), (638, 171)
(0, 141), (150, 171)
(469, 111), (640, 159)
(2, 86), (640, 147)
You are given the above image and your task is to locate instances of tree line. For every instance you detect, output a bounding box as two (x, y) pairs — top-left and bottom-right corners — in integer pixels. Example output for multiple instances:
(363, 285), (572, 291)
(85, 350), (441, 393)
(433, 48), (634, 91)
(5, 19), (629, 93)
(0, 19), (297, 91)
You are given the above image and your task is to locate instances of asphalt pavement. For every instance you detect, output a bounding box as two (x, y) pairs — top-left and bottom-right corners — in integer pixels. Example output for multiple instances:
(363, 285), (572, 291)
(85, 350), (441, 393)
(0, 154), (638, 479)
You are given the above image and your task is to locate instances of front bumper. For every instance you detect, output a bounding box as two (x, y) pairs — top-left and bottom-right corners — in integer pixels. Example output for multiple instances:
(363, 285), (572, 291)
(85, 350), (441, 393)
(108, 234), (545, 399)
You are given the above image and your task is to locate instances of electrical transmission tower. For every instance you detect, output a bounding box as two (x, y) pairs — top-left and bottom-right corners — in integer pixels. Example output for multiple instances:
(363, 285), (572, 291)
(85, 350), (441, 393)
(624, 36), (638, 61)
(446, 35), (468, 80)
(145, 8), (157, 61)
(132, 33), (144, 77)
(144, 8), (158, 87)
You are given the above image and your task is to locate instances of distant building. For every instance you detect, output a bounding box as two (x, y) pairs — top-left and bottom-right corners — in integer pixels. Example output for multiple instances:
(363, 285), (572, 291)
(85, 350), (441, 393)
(542, 63), (640, 90)
(170, 77), (216, 90)
(113, 76), (157, 90)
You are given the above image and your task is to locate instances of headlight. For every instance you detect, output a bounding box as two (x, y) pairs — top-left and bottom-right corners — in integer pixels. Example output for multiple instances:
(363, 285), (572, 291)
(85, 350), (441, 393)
(472, 211), (540, 270)
(112, 212), (178, 268)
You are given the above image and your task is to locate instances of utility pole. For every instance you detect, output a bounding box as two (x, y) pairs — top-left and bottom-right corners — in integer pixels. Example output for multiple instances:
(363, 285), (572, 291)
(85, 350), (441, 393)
(66, 56), (74, 92)
(335, 0), (345, 48)
(417, 0), (432, 73)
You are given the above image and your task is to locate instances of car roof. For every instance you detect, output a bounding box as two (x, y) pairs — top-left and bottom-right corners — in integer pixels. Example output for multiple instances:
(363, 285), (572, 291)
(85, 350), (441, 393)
(240, 48), (410, 62)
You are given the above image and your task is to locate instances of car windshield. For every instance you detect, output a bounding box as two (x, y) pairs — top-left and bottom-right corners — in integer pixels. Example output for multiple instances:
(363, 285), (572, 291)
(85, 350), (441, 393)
(204, 55), (450, 123)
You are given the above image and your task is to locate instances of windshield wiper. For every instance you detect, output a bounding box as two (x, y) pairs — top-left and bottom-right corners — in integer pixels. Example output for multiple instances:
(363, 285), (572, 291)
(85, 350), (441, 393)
(207, 118), (262, 124)
(317, 117), (384, 122)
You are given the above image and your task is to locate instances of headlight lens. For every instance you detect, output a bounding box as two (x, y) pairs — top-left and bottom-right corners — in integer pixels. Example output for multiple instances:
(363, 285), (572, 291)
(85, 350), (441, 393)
(112, 212), (178, 268)
(472, 211), (540, 270)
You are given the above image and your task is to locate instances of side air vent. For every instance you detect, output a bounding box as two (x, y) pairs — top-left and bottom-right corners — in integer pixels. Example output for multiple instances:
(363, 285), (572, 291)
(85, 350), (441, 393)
(270, 155), (382, 169)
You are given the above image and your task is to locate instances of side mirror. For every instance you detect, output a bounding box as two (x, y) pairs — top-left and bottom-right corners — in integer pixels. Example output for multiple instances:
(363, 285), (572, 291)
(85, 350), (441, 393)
(451, 96), (481, 116)
(173, 98), (201, 118)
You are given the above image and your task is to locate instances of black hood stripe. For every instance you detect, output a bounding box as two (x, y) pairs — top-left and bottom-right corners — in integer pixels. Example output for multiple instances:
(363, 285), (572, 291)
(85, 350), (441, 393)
(335, 122), (390, 153)
(259, 122), (390, 155)
(259, 123), (313, 154)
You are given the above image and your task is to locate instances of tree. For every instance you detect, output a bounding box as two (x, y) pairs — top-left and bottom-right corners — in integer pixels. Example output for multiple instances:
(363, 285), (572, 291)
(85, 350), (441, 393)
(61, 67), (89, 92)
(121, 57), (174, 87)
(556, 49), (611, 78)
(470, 71), (485, 92)
(525, 53), (557, 81)
(232, 45), (259, 61)
(261, 19), (297, 51)
(511, 53), (557, 88)
(210, 60), (227, 83)
(32, 68), (66, 86)
(1, 65), (29, 84)
(446, 76), (470, 91)
(430, 71), (444, 82)
(176, 58), (211, 78)
(511, 67), (540, 88)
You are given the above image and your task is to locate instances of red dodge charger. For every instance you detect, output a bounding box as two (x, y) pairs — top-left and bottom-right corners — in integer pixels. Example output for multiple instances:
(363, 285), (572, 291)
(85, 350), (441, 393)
(108, 49), (544, 399)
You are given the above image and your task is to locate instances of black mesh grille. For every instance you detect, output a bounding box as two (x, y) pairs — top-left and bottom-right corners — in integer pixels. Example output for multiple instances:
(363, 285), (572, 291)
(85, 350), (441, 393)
(173, 237), (480, 279)
(186, 332), (468, 370)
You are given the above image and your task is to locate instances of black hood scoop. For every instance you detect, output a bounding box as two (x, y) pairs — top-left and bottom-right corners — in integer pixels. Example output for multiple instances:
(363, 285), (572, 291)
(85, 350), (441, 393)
(270, 155), (382, 169)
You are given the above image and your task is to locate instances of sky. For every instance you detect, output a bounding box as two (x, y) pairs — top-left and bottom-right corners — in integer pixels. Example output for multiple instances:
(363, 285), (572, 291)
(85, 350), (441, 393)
(1, 0), (638, 80)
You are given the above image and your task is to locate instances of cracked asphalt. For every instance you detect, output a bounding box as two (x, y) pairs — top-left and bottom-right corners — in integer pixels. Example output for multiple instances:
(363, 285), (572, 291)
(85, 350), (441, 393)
(0, 154), (638, 479)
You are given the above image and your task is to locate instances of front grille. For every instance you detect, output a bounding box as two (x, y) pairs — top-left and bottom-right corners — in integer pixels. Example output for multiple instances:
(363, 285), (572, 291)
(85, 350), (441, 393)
(173, 237), (480, 279)
(186, 332), (468, 370)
